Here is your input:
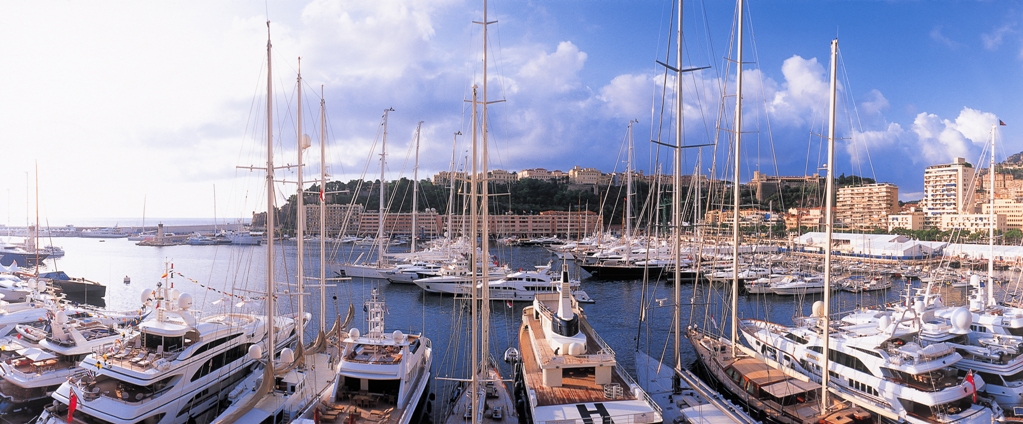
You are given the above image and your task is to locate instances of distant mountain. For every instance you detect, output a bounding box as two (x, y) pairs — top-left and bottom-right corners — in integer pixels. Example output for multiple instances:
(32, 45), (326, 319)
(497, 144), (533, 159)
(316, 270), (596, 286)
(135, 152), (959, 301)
(1004, 151), (1023, 166)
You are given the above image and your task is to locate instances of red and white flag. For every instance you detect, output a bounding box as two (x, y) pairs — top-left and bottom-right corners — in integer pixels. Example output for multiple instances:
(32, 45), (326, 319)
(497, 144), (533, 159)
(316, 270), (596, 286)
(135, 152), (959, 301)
(965, 370), (977, 403)
(67, 390), (78, 422)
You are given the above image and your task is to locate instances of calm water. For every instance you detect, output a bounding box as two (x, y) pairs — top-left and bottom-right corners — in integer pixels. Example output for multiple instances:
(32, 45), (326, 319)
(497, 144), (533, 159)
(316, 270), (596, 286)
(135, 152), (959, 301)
(36, 237), (985, 419)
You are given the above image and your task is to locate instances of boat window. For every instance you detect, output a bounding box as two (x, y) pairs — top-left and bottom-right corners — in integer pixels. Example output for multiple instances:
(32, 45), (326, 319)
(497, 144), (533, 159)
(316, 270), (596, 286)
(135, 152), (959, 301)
(551, 315), (579, 338)
(1006, 326), (1023, 337)
(190, 343), (254, 382)
(783, 333), (808, 344)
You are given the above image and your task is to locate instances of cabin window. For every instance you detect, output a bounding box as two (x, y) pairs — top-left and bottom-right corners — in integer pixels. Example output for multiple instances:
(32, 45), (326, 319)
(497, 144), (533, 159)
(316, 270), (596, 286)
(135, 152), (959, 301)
(551, 315), (580, 338)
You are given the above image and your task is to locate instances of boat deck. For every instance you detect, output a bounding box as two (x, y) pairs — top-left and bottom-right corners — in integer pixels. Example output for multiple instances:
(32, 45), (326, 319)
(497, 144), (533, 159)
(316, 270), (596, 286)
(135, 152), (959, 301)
(519, 306), (633, 407)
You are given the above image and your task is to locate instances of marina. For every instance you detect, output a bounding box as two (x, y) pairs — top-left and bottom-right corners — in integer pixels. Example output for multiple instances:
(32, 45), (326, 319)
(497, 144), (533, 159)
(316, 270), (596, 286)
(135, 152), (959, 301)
(0, 233), (1015, 423)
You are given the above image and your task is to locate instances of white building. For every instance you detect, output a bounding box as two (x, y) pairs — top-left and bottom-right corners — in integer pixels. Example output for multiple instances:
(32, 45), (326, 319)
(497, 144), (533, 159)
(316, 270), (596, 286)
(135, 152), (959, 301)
(921, 157), (975, 228)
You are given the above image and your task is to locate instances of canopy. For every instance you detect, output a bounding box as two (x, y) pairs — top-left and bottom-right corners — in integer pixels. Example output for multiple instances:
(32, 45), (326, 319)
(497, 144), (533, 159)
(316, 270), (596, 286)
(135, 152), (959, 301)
(761, 379), (819, 398)
(18, 347), (56, 362)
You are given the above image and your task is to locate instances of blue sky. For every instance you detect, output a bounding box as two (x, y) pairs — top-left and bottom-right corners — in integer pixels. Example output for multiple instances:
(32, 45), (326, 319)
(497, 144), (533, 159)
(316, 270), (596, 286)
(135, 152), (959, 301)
(0, 0), (1018, 225)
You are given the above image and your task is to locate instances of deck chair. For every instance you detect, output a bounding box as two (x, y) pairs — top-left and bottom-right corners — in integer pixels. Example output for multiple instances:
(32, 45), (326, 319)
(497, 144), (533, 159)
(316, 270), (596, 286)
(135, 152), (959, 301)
(129, 350), (147, 363)
(137, 353), (156, 367)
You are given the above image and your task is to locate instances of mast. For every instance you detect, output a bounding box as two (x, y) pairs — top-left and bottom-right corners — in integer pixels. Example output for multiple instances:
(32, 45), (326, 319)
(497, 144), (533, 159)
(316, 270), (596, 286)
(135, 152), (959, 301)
(318, 85), (327, 332)
(264, 20), (277, 373)
(412, 122), (423, 253)
(468, 84), (481, 422)
(378, 108), (394, 267)
(447, 132), (461, 243)
(296, 57), (306, 348)
(730, 0), (744, 353)
(672, 0), (683, 372)
(821, 37), (838, 412)
(989, 124), (996, 305)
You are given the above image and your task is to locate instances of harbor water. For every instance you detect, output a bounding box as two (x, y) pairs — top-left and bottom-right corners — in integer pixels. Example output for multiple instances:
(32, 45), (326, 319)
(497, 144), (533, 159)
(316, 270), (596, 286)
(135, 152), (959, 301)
(37, 236), (985, 421)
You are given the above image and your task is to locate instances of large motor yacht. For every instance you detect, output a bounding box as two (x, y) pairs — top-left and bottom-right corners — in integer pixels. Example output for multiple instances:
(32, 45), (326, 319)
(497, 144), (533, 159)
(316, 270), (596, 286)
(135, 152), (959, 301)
(37, 279), (298, 424)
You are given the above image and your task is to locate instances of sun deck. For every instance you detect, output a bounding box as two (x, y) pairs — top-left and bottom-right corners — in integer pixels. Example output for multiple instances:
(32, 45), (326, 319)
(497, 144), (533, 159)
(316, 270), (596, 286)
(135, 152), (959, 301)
(519, 305), (634, 407)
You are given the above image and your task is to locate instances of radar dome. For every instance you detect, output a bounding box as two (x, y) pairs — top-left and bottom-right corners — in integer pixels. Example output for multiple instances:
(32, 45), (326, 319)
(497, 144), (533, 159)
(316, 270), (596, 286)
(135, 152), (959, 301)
(141, 289), (154, 305)
(169, 289), (180, 302)
(27, 279), (36, 290)
(950, 307), (973, 334)
(971, 274), (982, 286)
(392, 330), (404, 342)
(178, 293), (193, 310)
(54, 310), (67, 325)
(878, 315), (892, 332)
(811, 301), (825, 318)
(279, 348), (295, 364)
(248, 344), (263, 360)
(349, 328), (360, 340)
(567, 342), (584, 356)
(36, 280), (46, 293)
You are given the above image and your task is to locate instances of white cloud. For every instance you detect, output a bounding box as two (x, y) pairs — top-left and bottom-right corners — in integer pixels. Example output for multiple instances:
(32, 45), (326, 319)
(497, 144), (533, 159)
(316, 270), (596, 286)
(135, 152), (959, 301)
(910, 107), (997, 164)
(982, 24), (1014, 50)
(766, 56), (829, 127)
(859, 89), (890, 116)
(930, 26), (962, 49)
(598, 74), (657, 119)
(517, 41), (587, 94)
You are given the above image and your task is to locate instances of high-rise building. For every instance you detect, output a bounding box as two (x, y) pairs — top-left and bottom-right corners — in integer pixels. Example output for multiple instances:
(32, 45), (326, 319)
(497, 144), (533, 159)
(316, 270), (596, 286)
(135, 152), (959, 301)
(836, 183), (899, 231)
(921, 157), (975, 228)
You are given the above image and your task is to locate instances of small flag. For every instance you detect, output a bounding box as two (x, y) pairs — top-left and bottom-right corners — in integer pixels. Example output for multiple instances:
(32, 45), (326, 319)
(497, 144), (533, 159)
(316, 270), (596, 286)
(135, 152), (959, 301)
(319, 189), (325, 202)
(506, 300), (513, 308)
(966, 370), (977, 402)
(1000, 120), (1007, 126)
(68, 390), (78, 422)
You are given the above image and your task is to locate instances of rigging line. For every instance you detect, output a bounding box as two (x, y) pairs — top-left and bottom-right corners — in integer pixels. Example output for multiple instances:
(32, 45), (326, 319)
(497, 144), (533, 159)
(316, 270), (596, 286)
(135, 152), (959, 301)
(837, 47), (880, 184)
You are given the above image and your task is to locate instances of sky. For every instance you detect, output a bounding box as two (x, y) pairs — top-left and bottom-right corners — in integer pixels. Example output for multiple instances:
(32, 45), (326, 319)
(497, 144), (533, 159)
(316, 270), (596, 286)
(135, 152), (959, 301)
(0, 0), (1019, 226)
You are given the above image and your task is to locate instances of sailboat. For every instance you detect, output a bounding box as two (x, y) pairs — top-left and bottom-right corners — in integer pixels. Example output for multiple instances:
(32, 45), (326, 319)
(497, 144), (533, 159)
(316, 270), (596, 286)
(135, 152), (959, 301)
(438, 3), (517, 423)
(685, 13), (870, 423)
(738, 39), (991, 423)
(337, 109), (397, 281)
(209, 53), (336, 422)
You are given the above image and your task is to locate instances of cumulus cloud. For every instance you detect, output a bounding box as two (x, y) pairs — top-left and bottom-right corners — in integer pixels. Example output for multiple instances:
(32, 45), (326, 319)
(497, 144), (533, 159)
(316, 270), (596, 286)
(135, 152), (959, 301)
(910, 107), (998, 164)
(517, 41), (587, 94)
(766, 56), (830, 127)
(598, 74), (658, 118)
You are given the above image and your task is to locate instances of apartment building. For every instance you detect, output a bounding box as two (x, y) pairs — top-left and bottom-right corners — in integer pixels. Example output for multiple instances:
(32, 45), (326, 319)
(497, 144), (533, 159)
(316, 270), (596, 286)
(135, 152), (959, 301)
(982, 198), (1023, 230)
(836, 183), (899, 231)
(921, 157), (975, 228)
(939, 213), (1007, 232)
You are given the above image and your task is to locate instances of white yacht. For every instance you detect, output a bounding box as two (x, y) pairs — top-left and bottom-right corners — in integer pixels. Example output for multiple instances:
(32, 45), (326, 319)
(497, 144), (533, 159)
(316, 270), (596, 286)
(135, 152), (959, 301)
(36, 278), (298, 424)
(740, 303), (998, 424)
(770, 274), (829, 295)
(294, 287), (433, 423)
(509, 267), (661, 423)
(0, 273), (33, 302)
(486, 263), (594, 303)
(0, 309), (140, 420)
(413, 262), (510, 294)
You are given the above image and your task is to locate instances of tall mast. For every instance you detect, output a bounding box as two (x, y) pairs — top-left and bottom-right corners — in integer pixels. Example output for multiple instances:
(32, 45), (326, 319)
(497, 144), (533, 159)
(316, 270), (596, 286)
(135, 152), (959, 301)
(264, 21), (276, 368)
(318, 85), (327, 332)
(989, 124), (996, 305)
(821, 37), (838, 412)
(378, 108), (394, 267)
(730, 0), (744, 353)
(468, 84), (481, 422)
(412, 122), (423, 253)
(296, 57), (305, 348)
(480, 0), (493, 385)
(447, 132), (461, 242)
(672, 0), (683, 372)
